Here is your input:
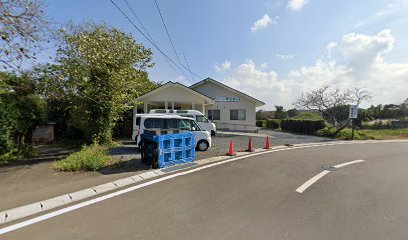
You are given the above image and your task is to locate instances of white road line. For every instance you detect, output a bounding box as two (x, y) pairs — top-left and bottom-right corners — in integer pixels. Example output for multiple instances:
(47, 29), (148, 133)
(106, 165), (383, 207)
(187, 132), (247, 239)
(334, 159), (365, 169)
(295, 159), (365, 194)
(295, 170), (330, 193)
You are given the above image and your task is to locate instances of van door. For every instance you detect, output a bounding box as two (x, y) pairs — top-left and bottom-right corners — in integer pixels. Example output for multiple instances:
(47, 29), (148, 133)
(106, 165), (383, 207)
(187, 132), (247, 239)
(133, 116), (141, 142)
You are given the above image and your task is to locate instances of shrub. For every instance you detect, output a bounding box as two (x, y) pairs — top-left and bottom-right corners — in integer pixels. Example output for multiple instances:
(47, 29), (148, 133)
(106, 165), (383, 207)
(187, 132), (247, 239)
(53, 144), (111, 171)
(0, 151), (18, 164)
(280, 119), (326, 134)
(256, 120), (266, 127)
(315, 127), (337, 138)
(265, 119), (280, 129)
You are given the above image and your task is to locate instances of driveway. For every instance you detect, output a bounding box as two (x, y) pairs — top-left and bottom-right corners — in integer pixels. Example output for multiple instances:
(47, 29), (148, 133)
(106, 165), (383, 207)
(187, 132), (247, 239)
(2, 141), (408, 239)
(196, 129), (332, 159)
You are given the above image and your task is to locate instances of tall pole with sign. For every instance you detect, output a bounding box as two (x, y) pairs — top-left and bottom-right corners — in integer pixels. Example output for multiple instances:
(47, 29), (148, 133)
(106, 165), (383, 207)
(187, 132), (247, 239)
(349, 105), (358, 140)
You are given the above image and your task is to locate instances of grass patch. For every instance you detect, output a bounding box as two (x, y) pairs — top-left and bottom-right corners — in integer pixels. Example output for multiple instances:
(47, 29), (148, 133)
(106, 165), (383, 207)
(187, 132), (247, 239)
(360, 129), (408, 140)
(316, 127), (408, 140)
(53, 144), (112, 171)
(316, 127), (374, 140)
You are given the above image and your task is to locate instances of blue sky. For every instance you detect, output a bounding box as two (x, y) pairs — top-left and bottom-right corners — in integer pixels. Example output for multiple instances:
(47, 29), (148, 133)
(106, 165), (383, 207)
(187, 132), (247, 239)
(43, 0), (408, 109)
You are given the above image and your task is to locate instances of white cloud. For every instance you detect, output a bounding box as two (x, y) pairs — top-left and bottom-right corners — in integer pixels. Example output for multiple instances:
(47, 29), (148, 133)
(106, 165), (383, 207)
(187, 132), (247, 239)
(260, 63), (268, 69)
(287, 0), (309, 11)
(219, 30), (408, 110)
(214, 60), (232, 72)
(222, 60), (294, 106)
(251, 14), (277, 33)
(276, 54), (295, 60)
(326, 42), (338, 58)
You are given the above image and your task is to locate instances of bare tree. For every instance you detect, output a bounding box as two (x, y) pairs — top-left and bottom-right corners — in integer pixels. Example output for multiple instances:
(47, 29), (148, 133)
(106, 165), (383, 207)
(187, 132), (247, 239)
(0, 0), (49, 70)
(295, 85), (371, 136)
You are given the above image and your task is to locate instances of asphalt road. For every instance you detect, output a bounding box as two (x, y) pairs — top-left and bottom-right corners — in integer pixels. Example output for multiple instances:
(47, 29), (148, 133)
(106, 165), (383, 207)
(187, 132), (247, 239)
(2, 141), (408, 240)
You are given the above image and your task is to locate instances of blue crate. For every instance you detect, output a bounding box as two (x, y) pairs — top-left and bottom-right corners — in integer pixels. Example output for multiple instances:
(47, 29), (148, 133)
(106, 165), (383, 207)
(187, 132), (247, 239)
(140, 131), (196, 169)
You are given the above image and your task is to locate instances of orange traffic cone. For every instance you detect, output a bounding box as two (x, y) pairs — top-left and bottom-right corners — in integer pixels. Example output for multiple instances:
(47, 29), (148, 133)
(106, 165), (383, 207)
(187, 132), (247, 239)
(264, 136), (270, 149)
(227, 140), (237, 156)
(246, 137), (254, 152)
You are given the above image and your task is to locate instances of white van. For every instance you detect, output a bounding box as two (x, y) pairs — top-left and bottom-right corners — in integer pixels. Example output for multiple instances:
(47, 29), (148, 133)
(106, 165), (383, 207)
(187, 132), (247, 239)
(149, 109), (217, 136)
(132, 114), (211, 151)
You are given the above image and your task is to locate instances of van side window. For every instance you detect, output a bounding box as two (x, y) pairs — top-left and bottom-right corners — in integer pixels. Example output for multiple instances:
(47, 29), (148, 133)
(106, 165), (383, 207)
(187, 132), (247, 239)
(144, 118), (165, 128)
(136, 117), (141, 126)
(166, 119), (180, 129)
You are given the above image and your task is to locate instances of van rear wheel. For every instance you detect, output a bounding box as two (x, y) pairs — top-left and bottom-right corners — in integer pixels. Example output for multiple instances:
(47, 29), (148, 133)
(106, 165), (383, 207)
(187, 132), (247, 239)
(196, 140), (209, 151)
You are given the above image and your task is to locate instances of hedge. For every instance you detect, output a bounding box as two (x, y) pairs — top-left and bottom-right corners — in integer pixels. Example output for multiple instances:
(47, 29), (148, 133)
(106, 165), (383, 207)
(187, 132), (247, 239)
(280, 119), (325, 134)
(256, 120), (266, 127)
(265, 119), (280, 129)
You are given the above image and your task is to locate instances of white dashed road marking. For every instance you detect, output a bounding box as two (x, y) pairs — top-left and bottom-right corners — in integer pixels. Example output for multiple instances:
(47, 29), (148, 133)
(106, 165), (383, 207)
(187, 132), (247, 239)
(295, 159), (365, 193)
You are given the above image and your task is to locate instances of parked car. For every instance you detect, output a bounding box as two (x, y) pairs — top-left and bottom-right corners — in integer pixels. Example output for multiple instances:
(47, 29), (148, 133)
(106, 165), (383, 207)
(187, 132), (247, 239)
(149, 109), (217, 136)
(132, 114), (211, 151)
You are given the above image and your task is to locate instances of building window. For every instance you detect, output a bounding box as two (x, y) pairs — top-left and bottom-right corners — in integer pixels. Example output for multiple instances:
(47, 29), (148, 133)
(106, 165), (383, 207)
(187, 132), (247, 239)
(207, 110), (220, 121)
(230, 109), (246, 120)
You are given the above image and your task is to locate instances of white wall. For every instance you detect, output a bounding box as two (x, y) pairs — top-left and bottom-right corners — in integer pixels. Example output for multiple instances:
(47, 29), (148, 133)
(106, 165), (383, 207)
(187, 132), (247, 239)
(192, 82), (257, 131)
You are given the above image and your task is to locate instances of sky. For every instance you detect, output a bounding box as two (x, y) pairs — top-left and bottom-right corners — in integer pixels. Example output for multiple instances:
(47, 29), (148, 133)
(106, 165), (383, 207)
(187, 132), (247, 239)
(42, 0), (408, 110)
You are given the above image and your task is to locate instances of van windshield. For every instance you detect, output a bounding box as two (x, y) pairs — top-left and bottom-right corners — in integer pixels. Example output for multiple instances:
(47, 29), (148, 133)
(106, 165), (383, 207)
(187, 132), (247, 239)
(180, 119), (201, 131)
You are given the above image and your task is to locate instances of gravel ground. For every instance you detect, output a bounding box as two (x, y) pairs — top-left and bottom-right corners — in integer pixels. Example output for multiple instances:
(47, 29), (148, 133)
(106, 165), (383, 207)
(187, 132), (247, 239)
(110, 130), (333, 162)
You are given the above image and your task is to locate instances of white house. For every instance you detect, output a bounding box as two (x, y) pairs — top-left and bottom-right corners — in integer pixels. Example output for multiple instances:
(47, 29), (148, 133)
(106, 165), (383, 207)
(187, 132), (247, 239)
(134, 77), (265, 131)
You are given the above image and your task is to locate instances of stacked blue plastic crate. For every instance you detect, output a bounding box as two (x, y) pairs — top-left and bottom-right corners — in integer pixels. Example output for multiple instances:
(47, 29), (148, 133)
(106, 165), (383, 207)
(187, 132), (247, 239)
(140, 132), (195, 168)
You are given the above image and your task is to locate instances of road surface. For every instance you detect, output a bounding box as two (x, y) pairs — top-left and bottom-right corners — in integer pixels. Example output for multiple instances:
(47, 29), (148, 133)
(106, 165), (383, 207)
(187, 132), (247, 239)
(2, 141), (408, 240)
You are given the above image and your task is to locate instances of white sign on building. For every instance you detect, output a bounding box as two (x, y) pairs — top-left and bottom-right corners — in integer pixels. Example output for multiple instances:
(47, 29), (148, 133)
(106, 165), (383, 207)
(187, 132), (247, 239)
(349, 105), (358, 119)
(215, 97), (240, 102)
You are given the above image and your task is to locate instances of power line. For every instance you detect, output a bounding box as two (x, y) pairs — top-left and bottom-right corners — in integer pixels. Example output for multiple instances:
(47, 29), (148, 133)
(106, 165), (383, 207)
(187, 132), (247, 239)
(123, 0), (178, 74)
(109, 0), (202, 80)
(153, 0), (191, 83)
(183, 53), (195, 83)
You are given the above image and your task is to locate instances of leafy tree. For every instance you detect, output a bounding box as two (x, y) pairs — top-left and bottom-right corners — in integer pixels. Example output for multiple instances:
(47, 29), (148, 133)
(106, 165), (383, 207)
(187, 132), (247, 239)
(45, 23), (155, 143)
(256, 109), (274, 120)
(0, 72), (47, 153)
(0, 0), (50, 70)
(274, 105), (287, 119)
(287, 108), (299, 118)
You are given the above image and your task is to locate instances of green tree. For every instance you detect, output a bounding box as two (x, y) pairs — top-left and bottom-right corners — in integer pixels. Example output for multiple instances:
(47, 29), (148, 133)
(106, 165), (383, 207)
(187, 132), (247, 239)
(0, 72), (47, 153)
(274, 105), (287, 119)
(49, 23), (155, 143)
(287, 108), (299, 118)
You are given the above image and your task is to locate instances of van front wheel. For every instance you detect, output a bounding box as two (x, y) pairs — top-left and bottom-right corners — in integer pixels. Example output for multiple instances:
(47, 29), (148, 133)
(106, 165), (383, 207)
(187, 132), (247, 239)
(196, 140), (209, 151)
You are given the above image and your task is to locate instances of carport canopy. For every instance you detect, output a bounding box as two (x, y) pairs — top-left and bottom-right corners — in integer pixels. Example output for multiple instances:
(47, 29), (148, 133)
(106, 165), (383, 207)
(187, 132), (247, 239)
(135, 81), (214, 113)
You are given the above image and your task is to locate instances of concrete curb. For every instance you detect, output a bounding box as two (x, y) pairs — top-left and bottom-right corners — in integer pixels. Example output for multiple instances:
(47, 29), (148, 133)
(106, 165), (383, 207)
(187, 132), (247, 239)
(1, 139), (407, 225)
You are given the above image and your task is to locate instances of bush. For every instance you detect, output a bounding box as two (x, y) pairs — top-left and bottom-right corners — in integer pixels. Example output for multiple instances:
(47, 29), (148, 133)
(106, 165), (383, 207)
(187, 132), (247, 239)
(315, 127), (337, 138)
(265, 119), (280, 129)
(280, 119), (326, 134)
(256, 120), (266, 127)
(0, 151), (18, 164)
(53, 144), (111, 171)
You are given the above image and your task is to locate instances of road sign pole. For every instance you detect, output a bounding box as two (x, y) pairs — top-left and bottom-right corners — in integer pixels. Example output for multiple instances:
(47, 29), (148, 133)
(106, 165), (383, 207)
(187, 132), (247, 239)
(351, 119), (355, 140)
